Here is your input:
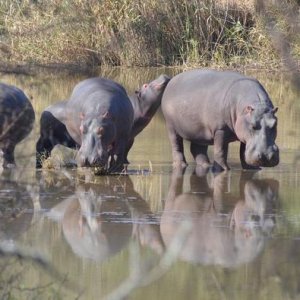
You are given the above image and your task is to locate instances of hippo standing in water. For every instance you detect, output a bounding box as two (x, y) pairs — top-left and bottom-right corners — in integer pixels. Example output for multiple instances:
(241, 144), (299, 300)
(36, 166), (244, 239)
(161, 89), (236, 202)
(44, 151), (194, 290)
(0, 83), (35, 168)
(36, 75), (170, 173)
(161, 69), (279, 171)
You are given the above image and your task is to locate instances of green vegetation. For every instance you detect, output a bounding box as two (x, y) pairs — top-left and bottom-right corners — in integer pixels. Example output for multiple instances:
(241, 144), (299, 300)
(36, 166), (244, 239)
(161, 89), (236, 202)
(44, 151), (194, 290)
(0, 0), (299, 68)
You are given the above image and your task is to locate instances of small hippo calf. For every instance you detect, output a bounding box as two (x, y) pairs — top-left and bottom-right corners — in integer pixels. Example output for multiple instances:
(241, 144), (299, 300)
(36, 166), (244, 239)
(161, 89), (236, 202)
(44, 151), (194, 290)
(36, 75), (170, 174)
(161, 69), (279, 171)
(0, 83), (35, 168)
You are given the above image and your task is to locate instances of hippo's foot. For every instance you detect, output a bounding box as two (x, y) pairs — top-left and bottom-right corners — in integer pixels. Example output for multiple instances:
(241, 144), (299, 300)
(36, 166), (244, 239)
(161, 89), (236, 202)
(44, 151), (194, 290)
(3, 162), (16, 169)
(108, 163), (126, 175)
(212, 161), (230, 173)
(195, 164), (210, 176)
(241, 162), (261, 170)
(172, 160), (188, 169)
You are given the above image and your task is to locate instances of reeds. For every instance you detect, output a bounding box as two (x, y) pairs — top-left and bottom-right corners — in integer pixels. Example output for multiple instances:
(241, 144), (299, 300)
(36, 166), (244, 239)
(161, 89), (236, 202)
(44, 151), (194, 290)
(0, 0), (287, 68)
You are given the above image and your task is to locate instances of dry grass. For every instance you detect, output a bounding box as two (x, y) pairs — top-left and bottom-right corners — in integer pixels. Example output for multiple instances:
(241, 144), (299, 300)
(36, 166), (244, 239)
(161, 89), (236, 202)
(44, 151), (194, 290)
(1, 0), (295, 68)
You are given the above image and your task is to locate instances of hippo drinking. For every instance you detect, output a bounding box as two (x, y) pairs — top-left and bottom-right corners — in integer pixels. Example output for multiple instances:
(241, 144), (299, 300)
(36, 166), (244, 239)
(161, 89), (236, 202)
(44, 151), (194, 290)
(0, 83), (35, 168)
(161, 69), (279, 171)
(36, 75), (170, 173)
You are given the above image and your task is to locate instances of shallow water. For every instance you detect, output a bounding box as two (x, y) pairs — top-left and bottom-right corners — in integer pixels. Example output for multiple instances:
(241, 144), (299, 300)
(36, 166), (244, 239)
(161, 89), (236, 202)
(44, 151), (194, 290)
(1, 68), (300, 300)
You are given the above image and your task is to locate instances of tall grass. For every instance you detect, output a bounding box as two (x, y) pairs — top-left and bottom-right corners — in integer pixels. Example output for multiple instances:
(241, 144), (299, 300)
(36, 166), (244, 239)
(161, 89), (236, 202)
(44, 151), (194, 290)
(0, 0), (298, 68)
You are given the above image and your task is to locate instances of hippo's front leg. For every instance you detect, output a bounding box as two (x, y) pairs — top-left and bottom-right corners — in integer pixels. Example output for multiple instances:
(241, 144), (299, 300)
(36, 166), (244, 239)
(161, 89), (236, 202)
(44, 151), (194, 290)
(109, 139), (127, 173)
(239, 142), (260, 170)
(166, 124), (187, 168)
(213, 130), (229, 172)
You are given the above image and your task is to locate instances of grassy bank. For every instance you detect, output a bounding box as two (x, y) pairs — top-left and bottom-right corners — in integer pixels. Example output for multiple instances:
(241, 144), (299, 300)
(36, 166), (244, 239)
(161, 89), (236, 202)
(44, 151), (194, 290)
(0, 0), (299, 68)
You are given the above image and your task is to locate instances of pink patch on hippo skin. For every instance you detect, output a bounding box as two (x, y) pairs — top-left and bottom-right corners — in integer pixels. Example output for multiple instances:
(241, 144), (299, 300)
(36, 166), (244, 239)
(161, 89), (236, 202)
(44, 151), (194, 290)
(79, 124), (84, 134)
(96, 127), (105, 136)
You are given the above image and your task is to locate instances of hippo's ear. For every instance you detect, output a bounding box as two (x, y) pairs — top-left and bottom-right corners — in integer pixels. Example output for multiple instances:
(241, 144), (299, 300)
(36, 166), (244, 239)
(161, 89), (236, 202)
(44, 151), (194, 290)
(244, 106), (254, 115)
(80, 112), (85, 120)
(272, 107), (278, 114)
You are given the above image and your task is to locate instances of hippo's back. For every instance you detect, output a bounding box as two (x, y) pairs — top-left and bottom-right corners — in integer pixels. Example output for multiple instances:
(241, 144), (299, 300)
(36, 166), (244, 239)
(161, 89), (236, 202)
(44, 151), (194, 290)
(70, 78), (128, 105)
(162, 69), (245, 105)
(67, 77), (132, 116)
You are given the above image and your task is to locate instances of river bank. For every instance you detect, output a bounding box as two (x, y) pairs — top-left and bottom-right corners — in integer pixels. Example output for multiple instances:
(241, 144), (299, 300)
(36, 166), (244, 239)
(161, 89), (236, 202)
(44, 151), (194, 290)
(1, 0), (299, 70)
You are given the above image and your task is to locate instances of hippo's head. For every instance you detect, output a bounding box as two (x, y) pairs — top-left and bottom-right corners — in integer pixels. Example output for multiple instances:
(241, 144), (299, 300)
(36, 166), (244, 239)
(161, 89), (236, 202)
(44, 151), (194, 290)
(137, 74), (171, 103)
(132, 74), (171, 135)
(76, 112), (115, 172)
(235, 104), (279, 167)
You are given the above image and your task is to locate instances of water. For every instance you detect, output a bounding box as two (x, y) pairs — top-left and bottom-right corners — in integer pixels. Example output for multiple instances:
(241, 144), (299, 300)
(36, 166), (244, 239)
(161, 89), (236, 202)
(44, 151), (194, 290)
(1, 67), (300, 300)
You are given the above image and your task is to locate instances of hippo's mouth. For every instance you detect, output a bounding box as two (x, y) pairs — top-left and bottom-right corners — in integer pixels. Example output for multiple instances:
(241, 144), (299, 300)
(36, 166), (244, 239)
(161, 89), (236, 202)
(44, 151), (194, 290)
(246, 153), (279, 168)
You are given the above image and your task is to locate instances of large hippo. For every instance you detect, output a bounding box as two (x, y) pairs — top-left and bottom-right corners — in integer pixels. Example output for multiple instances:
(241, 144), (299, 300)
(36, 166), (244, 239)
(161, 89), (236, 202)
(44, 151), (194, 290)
(0, 83), (35, 168)
(161, 69), (279, 171)
(36, 75), (170, 173)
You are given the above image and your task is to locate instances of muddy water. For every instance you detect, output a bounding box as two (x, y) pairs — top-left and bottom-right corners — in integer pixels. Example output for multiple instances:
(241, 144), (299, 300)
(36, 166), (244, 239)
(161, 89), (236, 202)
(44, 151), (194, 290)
(1, 68), (300, 300)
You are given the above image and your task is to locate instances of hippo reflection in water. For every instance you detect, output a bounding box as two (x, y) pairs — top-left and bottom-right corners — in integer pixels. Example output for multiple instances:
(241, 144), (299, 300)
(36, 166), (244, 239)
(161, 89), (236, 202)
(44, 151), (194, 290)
(47, 176), (163, 261)
(0, 169), (34, 241)
(160, 169), (279, 267)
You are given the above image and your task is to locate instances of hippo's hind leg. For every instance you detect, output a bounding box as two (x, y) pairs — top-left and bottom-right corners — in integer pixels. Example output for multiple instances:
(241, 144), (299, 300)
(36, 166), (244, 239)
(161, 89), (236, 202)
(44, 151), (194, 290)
(239, 142), (260, 170)
(166, 123), (187, 168)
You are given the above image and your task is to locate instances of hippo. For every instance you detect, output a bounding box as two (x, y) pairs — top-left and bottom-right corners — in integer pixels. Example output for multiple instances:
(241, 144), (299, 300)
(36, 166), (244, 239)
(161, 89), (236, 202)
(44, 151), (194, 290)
(0, 83), (35, 168)
(36, 75), (170, 173)
(161, 69), (279, 171)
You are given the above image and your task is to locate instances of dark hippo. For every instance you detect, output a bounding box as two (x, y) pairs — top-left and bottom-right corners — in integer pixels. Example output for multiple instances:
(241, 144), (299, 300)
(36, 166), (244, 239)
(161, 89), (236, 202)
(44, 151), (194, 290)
(0, 83), (35, 168)
(36, 75), (170, 173)
(161, 69), (279, 171)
